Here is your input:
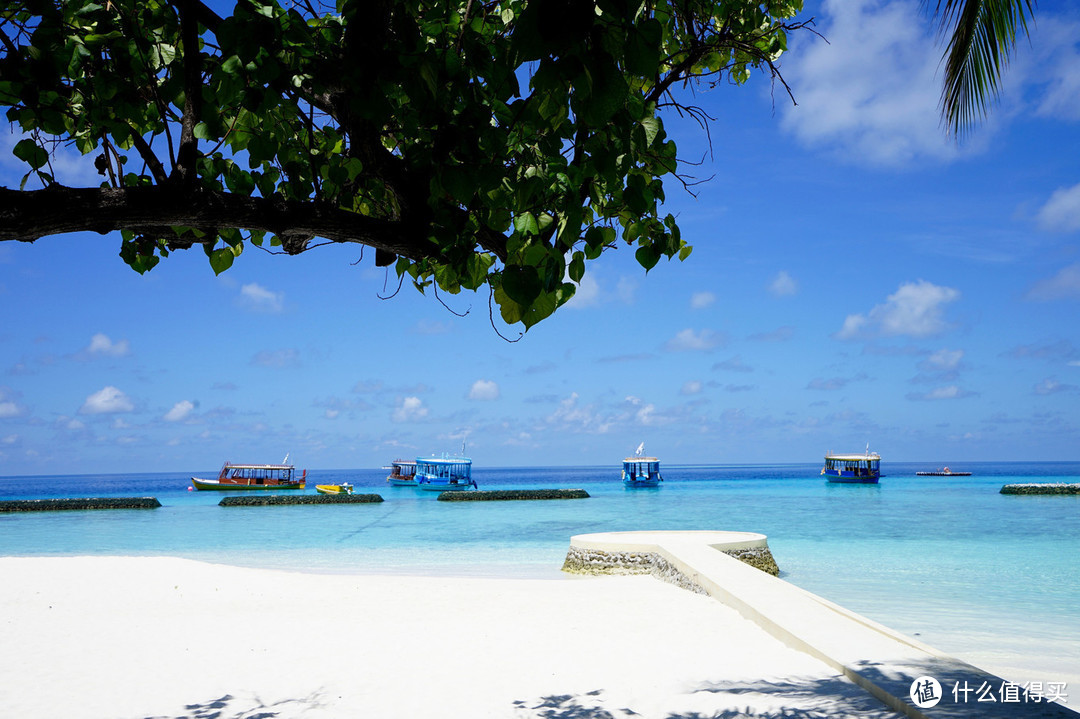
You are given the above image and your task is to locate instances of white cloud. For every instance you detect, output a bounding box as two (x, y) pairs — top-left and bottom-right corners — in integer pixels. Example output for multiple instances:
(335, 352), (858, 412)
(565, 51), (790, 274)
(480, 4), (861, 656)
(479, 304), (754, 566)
(1, 434), (17, 445)
(665, 328), (724, 352)
(0, 401), (21, 418)
(1034, 378), (1077, 395)
(1026, 14), (1080, 122)
(680, 380), (703, 395)
(922, 348), (964, 371)
(163, 400), (196, 422)
(768, 271), (797, 297)
(1027, 263), (1080, 301)
(566, 269), (636, 309)
(87, 333), (130, 357)
(392, 396), (428, 423)
(691, 291), (716, 309)
(836, 280), (960, 339)
(545, 392), (613, 434)
(780, 0), (965, 166)
(1036, 184), (1080, 232)
(80, 386), (134, 414)
(240, 283), (284, 313)
(468, 379), (500, 401)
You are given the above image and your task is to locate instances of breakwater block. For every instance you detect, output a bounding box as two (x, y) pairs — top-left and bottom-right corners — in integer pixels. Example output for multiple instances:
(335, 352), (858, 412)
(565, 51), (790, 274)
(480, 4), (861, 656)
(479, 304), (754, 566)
(219, 494), (384, 506)
(0, 497), (161, 512)
(437, 488), (590, 502)
(1000, 483), (1080, 495)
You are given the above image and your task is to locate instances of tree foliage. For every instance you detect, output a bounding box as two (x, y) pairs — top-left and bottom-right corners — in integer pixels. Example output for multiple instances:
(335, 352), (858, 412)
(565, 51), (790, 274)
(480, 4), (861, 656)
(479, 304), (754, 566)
(0, 0), (805, 329)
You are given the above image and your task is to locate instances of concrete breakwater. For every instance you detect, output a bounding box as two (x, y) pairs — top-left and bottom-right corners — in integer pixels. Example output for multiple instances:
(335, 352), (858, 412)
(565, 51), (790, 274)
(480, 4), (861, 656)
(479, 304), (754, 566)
(219, 494), (384, 506)
(1000, 483), (1080, 495)
(0, 497), (162, 512)
(437, 488), (590, 501)
(563, 543), (780, 578)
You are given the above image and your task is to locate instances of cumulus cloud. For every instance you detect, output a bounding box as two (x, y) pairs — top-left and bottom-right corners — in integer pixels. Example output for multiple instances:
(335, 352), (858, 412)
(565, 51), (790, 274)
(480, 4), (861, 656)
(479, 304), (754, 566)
(665, 328), (725, 352)
(0, 400), (21, 418)
(1036, 185), (1080, 233)
(1027, 263), (1080, 301)
(566, 269), (637, 309)
(545, 392), (613, 434)
(836, 280), (960, 339)
(768, 271), (798, 297)
(690, 291), (716, 309)
(163, 400), (196, 422)
(468, 379), (500, 401)
(240, 283), (284, 313)
(392, 396), (428, 423)
(779, 0), (964, 166)
(80, 386), (134, 414)
(87, 333), (130, 357)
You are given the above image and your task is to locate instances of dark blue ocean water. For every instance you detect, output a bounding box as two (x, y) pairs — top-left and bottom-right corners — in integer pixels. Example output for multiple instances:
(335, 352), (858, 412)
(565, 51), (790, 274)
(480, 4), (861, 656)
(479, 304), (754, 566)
(2, 461), (1078, 687)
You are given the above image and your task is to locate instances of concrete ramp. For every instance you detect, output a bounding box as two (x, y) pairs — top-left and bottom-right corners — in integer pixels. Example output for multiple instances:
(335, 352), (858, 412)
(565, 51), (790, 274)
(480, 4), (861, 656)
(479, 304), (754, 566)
(565, 530), (1075, 719)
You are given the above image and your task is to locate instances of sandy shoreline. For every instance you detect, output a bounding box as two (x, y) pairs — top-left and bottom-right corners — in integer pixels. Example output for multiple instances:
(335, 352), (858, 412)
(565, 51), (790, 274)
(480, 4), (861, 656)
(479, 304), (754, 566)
(0, 556), (906, 719)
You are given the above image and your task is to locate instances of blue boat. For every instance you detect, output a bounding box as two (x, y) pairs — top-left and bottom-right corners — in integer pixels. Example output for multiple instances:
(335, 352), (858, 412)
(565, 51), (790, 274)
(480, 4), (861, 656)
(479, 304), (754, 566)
(415, 455), (477, 491)
(823, 450), (881, 483)
(623, 445), (662, 488)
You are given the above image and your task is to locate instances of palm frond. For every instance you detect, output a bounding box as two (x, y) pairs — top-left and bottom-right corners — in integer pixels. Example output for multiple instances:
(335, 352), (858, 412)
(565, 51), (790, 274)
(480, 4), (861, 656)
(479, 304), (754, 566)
(933, 0), (1036, 138)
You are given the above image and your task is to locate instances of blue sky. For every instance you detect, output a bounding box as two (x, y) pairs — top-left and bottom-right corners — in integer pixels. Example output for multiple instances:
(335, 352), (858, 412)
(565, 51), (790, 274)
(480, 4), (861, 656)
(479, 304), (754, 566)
(2, 0), (1080, 475)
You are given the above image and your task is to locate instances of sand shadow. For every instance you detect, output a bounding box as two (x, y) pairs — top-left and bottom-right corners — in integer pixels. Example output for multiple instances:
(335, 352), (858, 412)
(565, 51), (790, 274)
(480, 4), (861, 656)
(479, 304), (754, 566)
(143, 691), (325, 719)
(512, 674), (905, 719)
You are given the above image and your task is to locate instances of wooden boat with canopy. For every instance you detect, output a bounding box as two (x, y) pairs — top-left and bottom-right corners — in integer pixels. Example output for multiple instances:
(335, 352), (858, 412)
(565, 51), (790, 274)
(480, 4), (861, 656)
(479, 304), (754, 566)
(191, 459), (306, 491)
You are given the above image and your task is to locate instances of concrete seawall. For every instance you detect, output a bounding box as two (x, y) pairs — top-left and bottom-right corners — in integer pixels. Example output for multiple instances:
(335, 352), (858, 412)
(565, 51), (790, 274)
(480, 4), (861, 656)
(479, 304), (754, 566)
(0, 497), (161, 512)
(1000, 483), (1080, 495)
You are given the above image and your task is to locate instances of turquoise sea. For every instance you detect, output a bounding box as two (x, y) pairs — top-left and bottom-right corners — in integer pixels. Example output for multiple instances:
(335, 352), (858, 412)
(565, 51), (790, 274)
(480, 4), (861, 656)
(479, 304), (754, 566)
(2, 461), (1078, 695)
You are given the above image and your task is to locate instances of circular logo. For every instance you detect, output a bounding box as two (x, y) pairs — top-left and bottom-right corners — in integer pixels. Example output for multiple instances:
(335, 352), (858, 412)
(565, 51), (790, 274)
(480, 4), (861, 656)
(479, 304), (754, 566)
(910, 676), (942, 708)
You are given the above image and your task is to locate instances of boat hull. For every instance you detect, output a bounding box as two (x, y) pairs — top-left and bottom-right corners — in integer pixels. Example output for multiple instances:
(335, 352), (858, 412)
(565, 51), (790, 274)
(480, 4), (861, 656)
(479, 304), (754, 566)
(416, 480), (476, 492)
(315, 484), (352, 495)
(387, 478), (418, 487)
(624, 478), (661, 488)
(191, 478), (305, 491)
(824, 472), (879, 484)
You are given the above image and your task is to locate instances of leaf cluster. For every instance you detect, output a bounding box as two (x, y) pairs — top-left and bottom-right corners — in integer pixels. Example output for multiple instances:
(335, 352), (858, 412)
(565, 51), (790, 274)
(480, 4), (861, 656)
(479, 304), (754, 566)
(0, 0), (804, 329)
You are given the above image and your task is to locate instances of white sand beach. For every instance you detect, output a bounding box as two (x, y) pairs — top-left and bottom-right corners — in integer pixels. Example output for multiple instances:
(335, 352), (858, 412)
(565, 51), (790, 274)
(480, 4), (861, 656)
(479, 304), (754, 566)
(0, 556), (904, 719)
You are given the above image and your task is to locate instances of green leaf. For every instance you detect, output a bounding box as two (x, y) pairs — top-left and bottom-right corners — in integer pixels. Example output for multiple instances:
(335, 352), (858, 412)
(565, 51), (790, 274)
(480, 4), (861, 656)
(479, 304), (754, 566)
(513, 212), (540, 236)
(500, 265), (543, 306)
(569, 251), (585, 283)
(635, 245), (661, 271)
(639, 117), (660, 148)
(209, 247), (236, 275)
(12, 139), (48, 170)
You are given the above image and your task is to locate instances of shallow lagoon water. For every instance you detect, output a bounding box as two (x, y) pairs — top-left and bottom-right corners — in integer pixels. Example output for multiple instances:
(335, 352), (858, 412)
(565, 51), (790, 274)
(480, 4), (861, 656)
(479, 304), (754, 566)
(2, 461), (1078, 693)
